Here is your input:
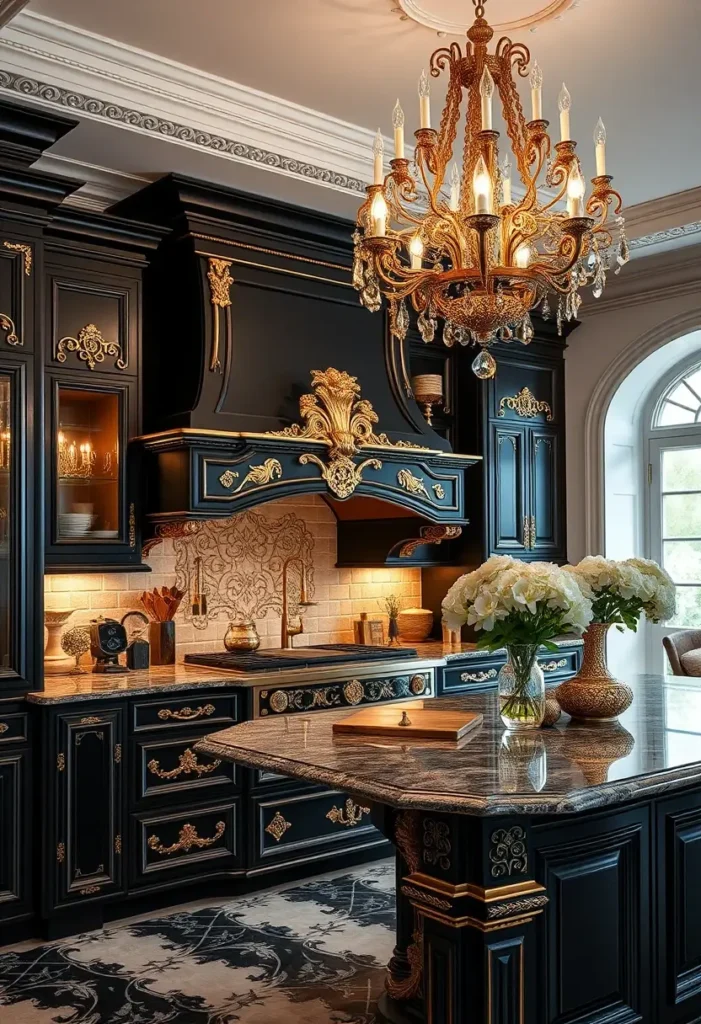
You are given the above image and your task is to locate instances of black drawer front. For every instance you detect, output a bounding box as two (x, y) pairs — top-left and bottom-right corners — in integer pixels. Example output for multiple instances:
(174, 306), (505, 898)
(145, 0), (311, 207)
(255, 789), (378, 864)
(442, 660), (504, 693)
(132, 800), (240, 883)
(132, 693), (239, 732)
(0, 712), (28, 745)
(255, 769), (290, 786)
(135, 734), (237, 803)
(258, 670), (432, 717)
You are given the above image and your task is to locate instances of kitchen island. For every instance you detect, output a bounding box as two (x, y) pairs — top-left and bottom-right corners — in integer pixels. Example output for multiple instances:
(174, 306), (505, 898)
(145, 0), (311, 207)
(198, 674), (701, 1024)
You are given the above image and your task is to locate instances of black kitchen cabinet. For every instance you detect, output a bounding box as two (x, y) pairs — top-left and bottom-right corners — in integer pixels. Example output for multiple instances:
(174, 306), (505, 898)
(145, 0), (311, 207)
(0, 701), (31, 934)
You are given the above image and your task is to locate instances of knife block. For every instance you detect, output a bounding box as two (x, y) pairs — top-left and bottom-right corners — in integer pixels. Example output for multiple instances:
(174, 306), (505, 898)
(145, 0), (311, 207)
(149, 620), (176, 665)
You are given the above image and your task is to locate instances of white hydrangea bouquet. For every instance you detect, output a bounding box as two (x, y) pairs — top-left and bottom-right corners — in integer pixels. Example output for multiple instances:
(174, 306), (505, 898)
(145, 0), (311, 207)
(442, 556), (593, 728)
(565, 555), (676, 629)
(554, 556), (676, 722)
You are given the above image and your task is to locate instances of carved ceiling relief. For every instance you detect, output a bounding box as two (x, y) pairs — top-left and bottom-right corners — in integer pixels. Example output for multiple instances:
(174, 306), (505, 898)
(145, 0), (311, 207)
(172, 508), (315, 628)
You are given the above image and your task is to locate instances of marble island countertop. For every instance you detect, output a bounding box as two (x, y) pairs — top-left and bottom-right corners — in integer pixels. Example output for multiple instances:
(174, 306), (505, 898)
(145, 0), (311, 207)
(197, 675), (701, 816)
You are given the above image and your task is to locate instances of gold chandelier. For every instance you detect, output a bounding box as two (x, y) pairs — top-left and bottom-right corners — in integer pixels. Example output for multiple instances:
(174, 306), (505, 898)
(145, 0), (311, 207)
(353, 0), (628, 379)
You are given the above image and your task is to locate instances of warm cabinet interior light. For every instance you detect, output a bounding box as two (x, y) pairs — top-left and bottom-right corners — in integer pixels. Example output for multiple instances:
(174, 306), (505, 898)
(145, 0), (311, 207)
(515, 245), (531, 269)
(409, 234), (424, 269)
(472, 155), (493, 214)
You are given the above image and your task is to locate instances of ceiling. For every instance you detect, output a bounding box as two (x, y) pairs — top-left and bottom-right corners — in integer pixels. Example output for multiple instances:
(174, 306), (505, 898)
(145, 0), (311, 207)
(1, 0), (700, 255)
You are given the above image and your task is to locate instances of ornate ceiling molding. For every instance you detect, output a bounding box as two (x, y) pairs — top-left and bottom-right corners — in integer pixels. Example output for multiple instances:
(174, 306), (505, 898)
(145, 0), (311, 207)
(391, 0), (581, 36)
(0, 12), (370, 197)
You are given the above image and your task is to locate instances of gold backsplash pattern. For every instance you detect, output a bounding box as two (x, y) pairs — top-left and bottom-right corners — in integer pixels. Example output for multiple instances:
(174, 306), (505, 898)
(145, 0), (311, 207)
(173, 508), (315, 627)
(45, 495), (421, 662)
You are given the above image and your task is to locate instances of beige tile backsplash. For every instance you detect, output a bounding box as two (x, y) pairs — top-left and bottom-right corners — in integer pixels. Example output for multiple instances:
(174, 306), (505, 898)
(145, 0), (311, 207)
(44, 495), (421, 663)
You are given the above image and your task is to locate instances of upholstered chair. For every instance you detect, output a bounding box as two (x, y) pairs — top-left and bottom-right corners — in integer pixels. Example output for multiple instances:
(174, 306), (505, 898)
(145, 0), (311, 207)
(663, 630), (701, 676)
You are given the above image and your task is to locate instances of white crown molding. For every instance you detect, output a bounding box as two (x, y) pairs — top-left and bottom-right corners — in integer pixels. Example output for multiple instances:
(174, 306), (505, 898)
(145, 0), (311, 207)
(33, 153), (150, 212)
(0, 11), (375, 196)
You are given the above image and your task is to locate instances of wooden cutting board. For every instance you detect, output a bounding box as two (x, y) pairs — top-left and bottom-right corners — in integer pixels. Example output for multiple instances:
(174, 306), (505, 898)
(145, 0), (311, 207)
(333, 706), (483, 740)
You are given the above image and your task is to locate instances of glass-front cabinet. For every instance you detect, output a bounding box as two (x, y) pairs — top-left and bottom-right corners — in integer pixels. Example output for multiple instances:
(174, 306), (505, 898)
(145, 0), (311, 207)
(46, 375), (141, 571)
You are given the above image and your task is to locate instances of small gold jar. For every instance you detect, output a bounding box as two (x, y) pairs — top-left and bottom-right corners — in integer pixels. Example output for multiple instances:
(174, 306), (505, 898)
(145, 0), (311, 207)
(224, 621), (260, 652)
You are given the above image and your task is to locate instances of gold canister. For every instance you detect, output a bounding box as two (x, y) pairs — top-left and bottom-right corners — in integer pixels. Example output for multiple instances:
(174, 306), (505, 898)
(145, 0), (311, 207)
(224, 621), (260, 652)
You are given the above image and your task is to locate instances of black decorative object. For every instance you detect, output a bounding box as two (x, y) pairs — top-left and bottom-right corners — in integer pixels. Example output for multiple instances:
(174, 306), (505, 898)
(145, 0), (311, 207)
(89, 617), (128, 674)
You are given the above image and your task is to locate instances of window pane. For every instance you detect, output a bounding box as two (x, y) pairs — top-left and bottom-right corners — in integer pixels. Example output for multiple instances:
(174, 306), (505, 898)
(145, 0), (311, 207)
(666, 685), (701, 730)
(658, 403), (696, 427)
(663, 448), (701, 492)
(57, 388), (120, 541)
(663, 493), (701, 538)
(664, 540), (701, 584)
(672, 586), (701, 627)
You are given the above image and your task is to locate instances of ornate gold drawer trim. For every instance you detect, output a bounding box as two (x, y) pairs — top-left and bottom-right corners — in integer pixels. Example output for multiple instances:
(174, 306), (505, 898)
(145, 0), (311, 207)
(147, 747), (221, 780)
(157, 703), (216, 722)
(80, 716), (102, 725)
(460, 668), (498, 683)
(80, 885), (101, 895)
(147, 820), (226, 856)
(539, 658), (567, 673)
(56, 323), (127, 372)
(326, 799), (371, 828)
(265, 811), (292, 843)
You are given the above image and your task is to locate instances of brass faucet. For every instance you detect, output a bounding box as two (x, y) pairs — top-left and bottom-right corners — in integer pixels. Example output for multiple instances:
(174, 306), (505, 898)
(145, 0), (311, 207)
(281, 557), (317, 649)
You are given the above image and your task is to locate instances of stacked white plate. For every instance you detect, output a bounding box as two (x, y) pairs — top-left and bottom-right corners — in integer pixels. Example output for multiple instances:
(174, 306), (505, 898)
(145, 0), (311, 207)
(59, 513), (94, 537)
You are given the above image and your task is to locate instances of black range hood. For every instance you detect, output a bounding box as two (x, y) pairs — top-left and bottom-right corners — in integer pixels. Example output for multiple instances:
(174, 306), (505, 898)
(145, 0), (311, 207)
(115, 176), (478, 559)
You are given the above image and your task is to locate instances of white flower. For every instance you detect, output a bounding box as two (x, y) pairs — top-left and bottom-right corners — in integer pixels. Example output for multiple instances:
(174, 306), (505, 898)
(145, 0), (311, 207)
(566, 554), (677, 625)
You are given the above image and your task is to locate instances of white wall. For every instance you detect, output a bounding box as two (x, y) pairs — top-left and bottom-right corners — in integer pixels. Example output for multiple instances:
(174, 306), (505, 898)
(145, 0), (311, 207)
(564, 244), (701, 564)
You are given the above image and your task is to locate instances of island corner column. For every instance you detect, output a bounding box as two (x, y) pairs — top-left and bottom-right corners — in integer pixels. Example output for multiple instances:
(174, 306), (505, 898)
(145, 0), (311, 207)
(385, 808), (547, 1024)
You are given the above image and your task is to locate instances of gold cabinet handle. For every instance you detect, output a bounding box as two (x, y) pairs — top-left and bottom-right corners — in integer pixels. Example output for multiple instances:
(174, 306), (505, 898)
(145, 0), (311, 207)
(157, 703), (215, 721)
(460, 669), (497, 683)
(147, 820), (225, 856)
(147, 748), (221, 780)
(326, 798), (370, 828)
(265, 810), (292, 842)
(0, 722), (8, 734)
(539, 658), (567, 673)
(522, 515), (530, 549)
(530, 515), (536, 548)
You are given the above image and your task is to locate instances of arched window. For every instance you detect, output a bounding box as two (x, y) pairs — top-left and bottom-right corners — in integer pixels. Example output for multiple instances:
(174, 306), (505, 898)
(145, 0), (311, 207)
(647, 359), (701, 637)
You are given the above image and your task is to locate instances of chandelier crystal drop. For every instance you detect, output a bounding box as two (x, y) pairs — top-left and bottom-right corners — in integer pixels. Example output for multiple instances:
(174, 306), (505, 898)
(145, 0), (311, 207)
(353, 0), (626, 377)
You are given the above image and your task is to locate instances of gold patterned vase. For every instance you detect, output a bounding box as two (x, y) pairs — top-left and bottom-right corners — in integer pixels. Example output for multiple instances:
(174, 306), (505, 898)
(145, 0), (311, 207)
(224, 621), (260, 652)
(555, 623), (633, 722)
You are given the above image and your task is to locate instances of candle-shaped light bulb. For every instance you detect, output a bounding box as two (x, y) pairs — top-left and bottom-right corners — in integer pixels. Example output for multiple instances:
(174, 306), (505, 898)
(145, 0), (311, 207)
(480, 66), (494, 131)
(370, 190), (388, 236)
(529, 61), (543, 121)
(418, 69), (431, 129)
(392, 99), (405, 159)
(409, 233), (424, 269)
(501, 154), (512, 206)
(373, 129), (384, 185)
(473, 154), (493, 214)
(515, 244), (531, 269)
(594, 117), (607, 176)
(58, 431), (65, 446)
(450, 163), (461, 211)
(558, 83), (571, 141)
(566, 163), (585, 216)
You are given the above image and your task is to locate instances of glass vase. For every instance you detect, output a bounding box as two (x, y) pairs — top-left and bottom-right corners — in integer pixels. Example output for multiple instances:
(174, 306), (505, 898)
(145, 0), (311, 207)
(498, 644), (545, 730)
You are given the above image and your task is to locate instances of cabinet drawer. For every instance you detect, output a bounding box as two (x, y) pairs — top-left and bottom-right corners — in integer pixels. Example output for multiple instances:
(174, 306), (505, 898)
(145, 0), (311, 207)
(254, 789), (378, 866)
(0, 712), (28, 745)
(132, 800), (240, 884)
(537, 648), (581, 681)
(257, 670), (432, 718)
(135, 733), (237, 802)
(132, 693), (238, 732)
(441, 659), (504, 694)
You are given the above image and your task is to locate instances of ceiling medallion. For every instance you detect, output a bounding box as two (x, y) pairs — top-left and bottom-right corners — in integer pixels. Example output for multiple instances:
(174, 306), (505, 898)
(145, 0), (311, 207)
(355, 0), (627, 379)
(391, 0), (580, 36)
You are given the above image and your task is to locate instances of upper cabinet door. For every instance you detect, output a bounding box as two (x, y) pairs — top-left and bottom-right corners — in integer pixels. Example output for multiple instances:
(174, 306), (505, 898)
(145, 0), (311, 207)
(489, 423), (529, 556)
(0, 238), (34, 354)
(45, 257), (139, 378)
(529, 427), (564, 559)
(491, 357), (557, 426)
(45, 374), (142, 570)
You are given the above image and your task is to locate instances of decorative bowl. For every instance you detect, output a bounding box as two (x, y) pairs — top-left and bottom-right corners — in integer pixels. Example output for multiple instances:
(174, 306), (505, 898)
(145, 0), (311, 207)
(397, 608), (434, 643)
(224, 621), (261, 652)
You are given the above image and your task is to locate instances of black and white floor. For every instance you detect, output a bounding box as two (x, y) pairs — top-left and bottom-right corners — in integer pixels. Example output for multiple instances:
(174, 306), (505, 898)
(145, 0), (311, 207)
(0, 861), (395, 1023)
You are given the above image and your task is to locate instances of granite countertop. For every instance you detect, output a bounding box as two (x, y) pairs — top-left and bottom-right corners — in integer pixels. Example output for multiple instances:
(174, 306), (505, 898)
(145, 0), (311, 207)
(197, 675), (701, 817)
(26, 653), (443, 704)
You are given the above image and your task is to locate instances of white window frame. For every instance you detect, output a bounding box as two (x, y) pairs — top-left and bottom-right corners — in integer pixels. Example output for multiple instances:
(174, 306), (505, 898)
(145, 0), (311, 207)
(644, 357), (701, 672)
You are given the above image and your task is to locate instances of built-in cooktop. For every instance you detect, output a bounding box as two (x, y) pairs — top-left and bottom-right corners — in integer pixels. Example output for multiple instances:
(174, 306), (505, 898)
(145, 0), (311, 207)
(184, 643), (418, 673)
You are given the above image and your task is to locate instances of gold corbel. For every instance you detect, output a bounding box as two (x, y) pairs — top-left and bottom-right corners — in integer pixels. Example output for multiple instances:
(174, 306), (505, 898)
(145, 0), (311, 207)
(206, 257), (233, 373)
